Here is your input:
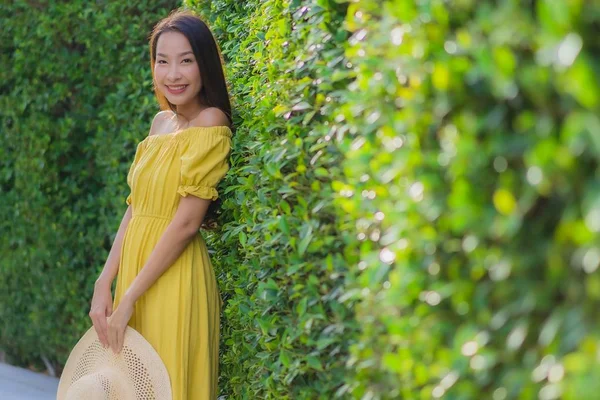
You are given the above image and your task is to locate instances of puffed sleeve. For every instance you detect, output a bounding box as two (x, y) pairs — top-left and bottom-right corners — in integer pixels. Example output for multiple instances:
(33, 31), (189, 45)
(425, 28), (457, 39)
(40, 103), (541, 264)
(177, 128), (232, 201)
(125, 140), (146, 206)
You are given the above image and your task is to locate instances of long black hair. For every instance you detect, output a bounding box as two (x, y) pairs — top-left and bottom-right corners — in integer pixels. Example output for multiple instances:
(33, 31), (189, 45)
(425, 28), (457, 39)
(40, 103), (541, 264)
(149, 8), (232, 230)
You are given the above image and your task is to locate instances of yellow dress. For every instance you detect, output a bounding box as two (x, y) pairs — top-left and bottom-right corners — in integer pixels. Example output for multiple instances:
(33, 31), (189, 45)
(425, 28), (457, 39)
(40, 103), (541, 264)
(113, 125), (232, 400)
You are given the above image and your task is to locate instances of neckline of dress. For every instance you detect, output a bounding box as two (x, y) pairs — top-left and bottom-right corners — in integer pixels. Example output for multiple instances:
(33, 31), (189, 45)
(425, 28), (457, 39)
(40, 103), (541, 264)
(143, 125), (232, 142)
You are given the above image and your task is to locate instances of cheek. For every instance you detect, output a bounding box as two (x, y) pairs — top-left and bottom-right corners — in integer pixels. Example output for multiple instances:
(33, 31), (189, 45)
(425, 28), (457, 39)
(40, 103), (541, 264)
(154, 66), (165, 81)
(187, 65), (201, 82)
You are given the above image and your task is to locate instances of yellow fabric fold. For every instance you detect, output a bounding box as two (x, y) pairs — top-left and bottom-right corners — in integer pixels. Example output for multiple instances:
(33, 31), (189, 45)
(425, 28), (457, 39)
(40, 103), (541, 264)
(126, 141), (147, 206)
(177, 130), (231, 201)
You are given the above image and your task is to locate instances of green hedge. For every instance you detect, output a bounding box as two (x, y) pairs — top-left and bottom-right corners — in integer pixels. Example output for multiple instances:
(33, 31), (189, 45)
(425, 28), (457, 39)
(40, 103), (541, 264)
(332, 1), (600, 399)
(188, 0), (357, 397)
(0, 0), (178, 371)
(2, 0), (600, 399)
(196, 0), (600, 398)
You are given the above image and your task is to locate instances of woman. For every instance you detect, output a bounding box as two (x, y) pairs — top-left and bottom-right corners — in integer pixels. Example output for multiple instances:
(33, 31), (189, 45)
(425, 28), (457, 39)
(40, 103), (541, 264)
(88, 8), (232, 399)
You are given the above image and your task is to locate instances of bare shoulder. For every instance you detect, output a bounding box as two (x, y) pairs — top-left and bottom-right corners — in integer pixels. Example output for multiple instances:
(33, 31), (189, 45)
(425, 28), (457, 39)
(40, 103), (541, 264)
(189, 107), (231, 128)
(148, 110), (176, 136)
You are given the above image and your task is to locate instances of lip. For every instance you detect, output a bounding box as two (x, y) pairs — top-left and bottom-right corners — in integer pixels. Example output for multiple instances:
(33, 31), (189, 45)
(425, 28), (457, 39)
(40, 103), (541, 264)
(166, 85), (188, 95)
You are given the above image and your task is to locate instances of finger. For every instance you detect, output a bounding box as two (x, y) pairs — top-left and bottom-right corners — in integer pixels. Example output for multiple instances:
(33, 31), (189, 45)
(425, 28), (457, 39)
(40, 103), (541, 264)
(104, 304), (113, 349)
(117, 327), (123, 354)
(98, 314), (110, 348)
(107, 319), (116, 353)
(90, 315), (108, 348)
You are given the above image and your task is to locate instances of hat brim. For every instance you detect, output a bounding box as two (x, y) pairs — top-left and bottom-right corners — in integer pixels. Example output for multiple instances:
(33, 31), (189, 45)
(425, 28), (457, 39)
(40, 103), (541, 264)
(57, 325), (172, 400)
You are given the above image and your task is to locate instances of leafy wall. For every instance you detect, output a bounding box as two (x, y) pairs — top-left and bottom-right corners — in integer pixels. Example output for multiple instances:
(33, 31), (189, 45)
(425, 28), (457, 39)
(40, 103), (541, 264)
(2, 0), (600, 399)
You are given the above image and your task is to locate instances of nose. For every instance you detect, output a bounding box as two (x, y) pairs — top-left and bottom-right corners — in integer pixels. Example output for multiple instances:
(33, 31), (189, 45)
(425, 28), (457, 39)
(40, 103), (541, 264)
(166, 63), (182, 82)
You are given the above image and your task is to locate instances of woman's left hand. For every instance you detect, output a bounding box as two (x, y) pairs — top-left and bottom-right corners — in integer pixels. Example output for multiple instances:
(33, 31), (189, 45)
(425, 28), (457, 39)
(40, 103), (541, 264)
(107, 298), (134, 354)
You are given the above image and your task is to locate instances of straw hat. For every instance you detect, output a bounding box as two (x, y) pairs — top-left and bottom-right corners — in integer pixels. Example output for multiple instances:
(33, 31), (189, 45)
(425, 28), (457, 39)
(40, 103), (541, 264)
(57, 326), (172, 400)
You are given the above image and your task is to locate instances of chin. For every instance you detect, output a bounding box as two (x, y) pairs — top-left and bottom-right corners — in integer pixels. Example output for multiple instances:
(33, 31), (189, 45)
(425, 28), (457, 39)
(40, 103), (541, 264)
(167, 97), (186, 105)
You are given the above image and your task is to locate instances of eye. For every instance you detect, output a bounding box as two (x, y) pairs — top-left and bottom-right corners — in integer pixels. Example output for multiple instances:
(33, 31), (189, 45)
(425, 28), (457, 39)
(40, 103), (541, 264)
(183, 58), (193, 63)
(157, 60), (166, 64)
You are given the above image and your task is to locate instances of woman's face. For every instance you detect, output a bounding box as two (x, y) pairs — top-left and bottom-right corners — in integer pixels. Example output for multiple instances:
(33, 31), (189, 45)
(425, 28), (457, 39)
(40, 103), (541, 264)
(154, 31), (202, 107)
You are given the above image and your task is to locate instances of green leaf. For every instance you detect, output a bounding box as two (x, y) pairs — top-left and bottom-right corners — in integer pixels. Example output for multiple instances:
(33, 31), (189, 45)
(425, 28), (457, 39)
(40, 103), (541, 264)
(298, 225), (313, 255)
(306, 355), (323, 371)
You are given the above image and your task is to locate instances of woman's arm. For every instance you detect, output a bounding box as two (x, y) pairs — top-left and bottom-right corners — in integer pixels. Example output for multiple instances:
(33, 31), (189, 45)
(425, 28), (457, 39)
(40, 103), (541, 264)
(120, 196), (211, 305)
(95, 205), (133, 289)
(105, 197), (210, 353)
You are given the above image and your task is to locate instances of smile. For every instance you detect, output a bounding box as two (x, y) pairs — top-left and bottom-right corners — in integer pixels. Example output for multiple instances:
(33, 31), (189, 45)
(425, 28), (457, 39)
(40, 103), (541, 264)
(166, 85), (188, 94)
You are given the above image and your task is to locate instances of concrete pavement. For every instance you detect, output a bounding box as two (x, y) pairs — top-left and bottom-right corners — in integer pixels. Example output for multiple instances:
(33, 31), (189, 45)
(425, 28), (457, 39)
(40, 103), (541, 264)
(0, 362), (59, 400)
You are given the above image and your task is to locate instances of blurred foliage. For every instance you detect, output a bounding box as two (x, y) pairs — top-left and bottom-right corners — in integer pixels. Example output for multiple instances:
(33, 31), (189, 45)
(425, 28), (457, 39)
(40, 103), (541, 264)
(195, 0), (600, 399)
(331, 0), (600, 399)
(2, 0), (600, 399)
(0, 0), (178, 373)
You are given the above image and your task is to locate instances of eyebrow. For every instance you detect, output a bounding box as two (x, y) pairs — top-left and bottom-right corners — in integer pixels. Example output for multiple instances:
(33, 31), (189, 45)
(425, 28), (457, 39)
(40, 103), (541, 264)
(157, 51), (194, 57)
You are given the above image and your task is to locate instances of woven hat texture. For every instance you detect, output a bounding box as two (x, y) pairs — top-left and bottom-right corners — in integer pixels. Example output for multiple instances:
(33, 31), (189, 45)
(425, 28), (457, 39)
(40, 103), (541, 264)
(57, 326), (172, 400)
